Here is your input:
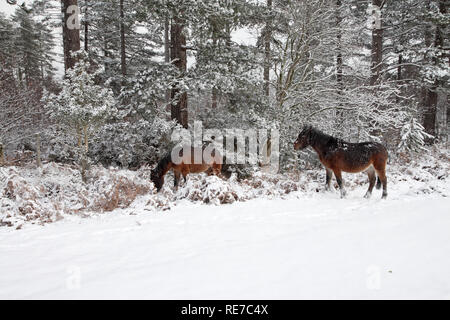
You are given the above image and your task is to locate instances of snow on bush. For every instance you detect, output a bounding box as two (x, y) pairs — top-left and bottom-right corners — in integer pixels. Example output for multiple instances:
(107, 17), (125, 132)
(1, 145), (448, 229)
(0, 163), (153, 228)
(398, 117), (434, 153)
(174, 174), (244, 204)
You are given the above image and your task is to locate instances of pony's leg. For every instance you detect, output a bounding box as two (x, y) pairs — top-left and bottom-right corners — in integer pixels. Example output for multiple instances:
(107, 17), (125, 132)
(325, 168), (333, 191)
(181, 168), (189, 184)
(213, 163), (222, 177)
(375, 168), (388, 199)
(333, 169), (347, 198)
(374, 157), (388, 199)
(365, 167), (376, 198)
(174, 170), (180, 188)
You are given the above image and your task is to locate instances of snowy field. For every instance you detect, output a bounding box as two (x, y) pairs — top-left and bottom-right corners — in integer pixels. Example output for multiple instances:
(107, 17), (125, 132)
(1, 163), (449, 299)
(1, 148), (449, 299)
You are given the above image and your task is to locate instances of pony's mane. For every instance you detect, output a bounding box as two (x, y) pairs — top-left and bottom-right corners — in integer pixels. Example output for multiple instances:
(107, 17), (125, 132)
(154, 152), (172, 175)
(308, 127), (343, 147)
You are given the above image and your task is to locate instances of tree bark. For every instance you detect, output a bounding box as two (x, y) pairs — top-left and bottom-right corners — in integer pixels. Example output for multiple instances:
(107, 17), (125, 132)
(170, 16), (188, 128)
(336, 0), (343, 94)
(84, 0), (88, 51)
(81, 124), (89, 183)
(446, 94), (449, 142)
(0, 143), (4, 166)
(336, 0), (344, 124)
(370, 0), (383, 86)
(396, 53), (402, 103)
(423, 0), (446, 141)
(211, 25), (219, 109)
(164, 16), (171, 108)
(263, 0), (272, 97)
(120, 0), (127, 78)
(62, 0), (81, 72)
(36, 133), (42, 168)
(424, 86), (438, 139)
(212, 87), (218, 109)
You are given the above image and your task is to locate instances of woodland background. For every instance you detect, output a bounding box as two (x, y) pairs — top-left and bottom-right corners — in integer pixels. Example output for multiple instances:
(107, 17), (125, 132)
(0, 0), (448, 174)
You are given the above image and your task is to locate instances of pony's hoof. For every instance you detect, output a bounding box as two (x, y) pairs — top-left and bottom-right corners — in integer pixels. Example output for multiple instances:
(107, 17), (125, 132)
(382, 193), (388, 199)
(364, 192), (372, 199)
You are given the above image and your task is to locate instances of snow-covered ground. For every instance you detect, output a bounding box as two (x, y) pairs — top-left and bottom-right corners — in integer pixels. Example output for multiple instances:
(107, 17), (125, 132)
(1, 184), (449, 299)
(1, 148), (449, 299)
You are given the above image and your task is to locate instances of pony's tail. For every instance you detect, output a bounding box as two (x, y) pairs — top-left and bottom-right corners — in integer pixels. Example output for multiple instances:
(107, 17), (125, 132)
(376, 176), (382, 190)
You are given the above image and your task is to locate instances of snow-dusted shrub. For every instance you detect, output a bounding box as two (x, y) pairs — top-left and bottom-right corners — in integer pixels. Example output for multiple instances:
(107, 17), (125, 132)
(91, 170), (151, 211)
(90, 117), (176, 168)
(42, 52), (117, 181)
(1, 145), (448, 229)
(242, 171), (305, 197)
(41, 126), (78, 163)
(43, 53), (117, 145)
(0, 166), (63, 228)
(169, 172), (306, 205)
(174, 175), (242, 205)
(398, 117), (434, 154)
(0, 163), (153, 228)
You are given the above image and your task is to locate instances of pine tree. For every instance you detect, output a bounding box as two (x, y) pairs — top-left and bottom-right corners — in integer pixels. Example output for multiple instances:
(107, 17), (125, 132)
(43, 52), (116, 181)
(398, 117), (434, 153)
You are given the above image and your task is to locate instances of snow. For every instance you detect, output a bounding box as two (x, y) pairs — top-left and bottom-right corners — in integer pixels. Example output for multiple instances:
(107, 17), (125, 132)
(1, 172), (449, 299)
(1, 147), (449, 299)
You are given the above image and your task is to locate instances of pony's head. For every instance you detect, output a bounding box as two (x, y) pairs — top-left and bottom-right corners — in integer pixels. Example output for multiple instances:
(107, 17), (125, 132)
(151, 169), (164, 192)
(294, 125), (313, 150)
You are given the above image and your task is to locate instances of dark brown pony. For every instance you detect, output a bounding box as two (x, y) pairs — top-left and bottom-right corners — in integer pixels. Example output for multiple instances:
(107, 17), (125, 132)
(294, 126), (388, 199)
(151, 146), (222, 192)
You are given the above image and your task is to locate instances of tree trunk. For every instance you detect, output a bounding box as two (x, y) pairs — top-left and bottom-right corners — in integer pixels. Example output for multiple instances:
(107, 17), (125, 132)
(84, 0), (88, 51)
(335, 0), (343, 124)
(423, 0), (446, 141)
(164, 16), (171, 108)
(424, 86), (438, 139)
(80, 125), (89, 183)
(36, 133), (42, 168)
(103, 38), (109, 74)
(212, 87), (218, 109)
(396, 53), (402, 103)
(77, 126), (82, 148)
(62, 0), (81, 72)
(83, 125), (89, 154)
(211, 27), (218, 109)
(0, 143), (4, 166)
(336, 0), (343, 95)
(370, 0), (383, 86)
(446, 94), (449, 142)
(120, 0), (127, 79)
(263, 0), (272, 97)
(170, 16), (188, 128)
